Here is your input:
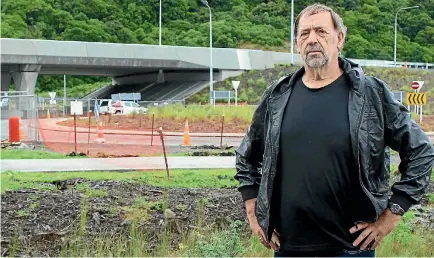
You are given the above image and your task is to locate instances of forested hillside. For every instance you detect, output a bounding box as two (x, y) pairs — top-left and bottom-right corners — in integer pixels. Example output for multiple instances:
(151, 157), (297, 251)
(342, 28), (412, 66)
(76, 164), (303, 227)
(187, 66), (434, 113)
(1, 0), (433, 94)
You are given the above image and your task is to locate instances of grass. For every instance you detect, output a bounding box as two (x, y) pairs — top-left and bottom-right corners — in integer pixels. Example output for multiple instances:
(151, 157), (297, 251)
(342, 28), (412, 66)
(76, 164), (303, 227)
(147, 103), (256, 124)
(0, 169), (237, 193)
(376, 211), (434, 256)
(57, 208), (434, 257)
(2, 167), (434, 257)
(427, 193), (434, 204)
(0, 149), (87, 159)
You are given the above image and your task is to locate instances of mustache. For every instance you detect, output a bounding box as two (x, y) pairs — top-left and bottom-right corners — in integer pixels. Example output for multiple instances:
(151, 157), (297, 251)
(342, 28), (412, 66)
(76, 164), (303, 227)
(305, 44), (324, 53)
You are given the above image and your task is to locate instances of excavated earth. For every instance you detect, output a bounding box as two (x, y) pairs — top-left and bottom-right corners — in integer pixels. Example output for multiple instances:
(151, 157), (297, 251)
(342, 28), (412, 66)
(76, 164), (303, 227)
(1, 175), (433, 257)
(1, 180), (245, 257)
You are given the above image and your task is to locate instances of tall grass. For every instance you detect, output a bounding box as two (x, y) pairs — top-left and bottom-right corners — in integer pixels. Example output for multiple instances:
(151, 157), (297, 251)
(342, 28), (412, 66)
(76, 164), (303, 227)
(147, 104), (256, 124)
(57, 207), (434, 257)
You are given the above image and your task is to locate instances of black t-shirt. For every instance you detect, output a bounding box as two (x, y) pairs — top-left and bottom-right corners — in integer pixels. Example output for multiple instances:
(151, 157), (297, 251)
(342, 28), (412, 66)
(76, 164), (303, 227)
(272, 73), (375, 252)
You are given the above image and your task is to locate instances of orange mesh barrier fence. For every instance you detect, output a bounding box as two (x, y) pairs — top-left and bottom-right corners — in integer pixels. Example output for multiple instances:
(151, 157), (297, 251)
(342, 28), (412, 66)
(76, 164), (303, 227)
(35, 113), (245, 158)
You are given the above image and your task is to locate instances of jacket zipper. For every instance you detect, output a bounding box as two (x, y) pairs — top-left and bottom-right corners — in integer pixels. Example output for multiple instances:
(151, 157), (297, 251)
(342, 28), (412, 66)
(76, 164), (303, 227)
(265, 99), (273, 243)
(355, 96), (378, 222)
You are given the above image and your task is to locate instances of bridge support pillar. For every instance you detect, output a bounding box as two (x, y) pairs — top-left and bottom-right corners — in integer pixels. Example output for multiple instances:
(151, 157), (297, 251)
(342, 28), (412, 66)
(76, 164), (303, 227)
(11, 65), (41, 95)
(157, 69), (165, 83)
(1, 72), (12, 92)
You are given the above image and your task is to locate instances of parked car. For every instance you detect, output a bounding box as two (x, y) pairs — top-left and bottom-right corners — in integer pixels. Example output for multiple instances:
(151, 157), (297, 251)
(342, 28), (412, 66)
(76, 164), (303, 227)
(98, 99), (113, 114)
(109, 101), (147, 115)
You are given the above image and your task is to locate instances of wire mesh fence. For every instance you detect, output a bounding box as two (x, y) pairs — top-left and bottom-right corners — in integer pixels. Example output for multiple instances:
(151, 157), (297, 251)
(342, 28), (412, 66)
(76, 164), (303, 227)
(1, 94), (245, 157)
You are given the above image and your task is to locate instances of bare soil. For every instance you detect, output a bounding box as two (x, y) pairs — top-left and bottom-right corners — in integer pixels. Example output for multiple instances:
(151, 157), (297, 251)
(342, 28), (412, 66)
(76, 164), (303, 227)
(1, 176), (433, 257)
(56, 115), (249, 133)
(1, 180), (245, 257)
(56, 114), (434, 134)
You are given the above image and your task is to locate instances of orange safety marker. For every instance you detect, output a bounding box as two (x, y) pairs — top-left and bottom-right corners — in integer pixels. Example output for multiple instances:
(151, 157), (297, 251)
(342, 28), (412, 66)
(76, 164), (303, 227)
(95, 121), (106, 143)
(8, 117), (20, 142)
(182, 119), (192, 146)
(46, 109), (51, 119)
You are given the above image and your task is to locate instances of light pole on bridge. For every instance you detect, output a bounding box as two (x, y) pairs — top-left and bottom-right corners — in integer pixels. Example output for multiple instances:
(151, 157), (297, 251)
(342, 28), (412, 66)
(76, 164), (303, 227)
(159, 0), (162, 46)
(201, 0), (213, 106)
(394, 5), (419, 67)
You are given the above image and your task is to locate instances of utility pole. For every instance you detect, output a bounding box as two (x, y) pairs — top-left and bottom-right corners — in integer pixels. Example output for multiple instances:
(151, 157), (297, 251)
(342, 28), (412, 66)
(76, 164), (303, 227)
(159, 0), (162, 46)
(201, 0), (213, 105)
(394, 6), (419, 66)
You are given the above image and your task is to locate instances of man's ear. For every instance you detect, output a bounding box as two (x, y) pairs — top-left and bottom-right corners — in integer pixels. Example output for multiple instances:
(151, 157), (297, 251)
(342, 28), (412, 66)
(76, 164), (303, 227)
(337, 32), (344, 51)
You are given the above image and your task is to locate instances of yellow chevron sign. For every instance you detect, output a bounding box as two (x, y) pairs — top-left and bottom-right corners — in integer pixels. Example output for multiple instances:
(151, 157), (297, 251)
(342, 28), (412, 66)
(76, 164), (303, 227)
(405, 92), (427, 105)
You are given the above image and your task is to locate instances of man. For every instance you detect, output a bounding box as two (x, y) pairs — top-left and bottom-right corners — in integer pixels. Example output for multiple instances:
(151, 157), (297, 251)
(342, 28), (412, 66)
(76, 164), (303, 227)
(234, 3), (434, 257)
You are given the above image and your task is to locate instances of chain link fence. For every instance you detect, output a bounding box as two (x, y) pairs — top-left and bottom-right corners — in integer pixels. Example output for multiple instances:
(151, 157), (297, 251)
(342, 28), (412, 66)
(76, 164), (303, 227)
(1, 94), (243, 156)
(1, 91), (40, 142)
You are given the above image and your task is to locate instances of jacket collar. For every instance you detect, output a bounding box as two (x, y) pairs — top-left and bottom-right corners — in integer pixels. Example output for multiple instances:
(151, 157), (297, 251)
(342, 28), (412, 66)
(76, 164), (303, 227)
(269, 57), (365, 99)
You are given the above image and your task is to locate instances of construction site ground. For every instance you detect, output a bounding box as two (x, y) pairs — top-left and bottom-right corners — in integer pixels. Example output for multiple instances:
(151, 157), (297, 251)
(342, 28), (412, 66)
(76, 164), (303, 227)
(56, 113), (434, 132)
(56, 114), (250, 133)
(34, 118), (244, 157)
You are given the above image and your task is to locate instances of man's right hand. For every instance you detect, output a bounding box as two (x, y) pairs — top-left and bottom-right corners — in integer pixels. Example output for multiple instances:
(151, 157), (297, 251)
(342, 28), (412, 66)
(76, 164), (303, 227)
(245, 199), (280, 251)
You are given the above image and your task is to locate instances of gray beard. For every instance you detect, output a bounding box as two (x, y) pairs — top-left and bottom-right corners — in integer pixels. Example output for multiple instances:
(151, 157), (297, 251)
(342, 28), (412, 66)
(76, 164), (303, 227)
(304, 53), (330, 68)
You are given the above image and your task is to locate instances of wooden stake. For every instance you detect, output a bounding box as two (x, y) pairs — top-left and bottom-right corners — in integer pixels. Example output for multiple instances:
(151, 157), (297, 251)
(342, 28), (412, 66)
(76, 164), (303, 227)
(158, 127), (170, 179)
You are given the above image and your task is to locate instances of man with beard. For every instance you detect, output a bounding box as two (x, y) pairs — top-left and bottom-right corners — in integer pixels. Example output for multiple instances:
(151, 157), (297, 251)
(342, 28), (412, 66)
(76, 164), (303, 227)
(234, 3), (434, 257)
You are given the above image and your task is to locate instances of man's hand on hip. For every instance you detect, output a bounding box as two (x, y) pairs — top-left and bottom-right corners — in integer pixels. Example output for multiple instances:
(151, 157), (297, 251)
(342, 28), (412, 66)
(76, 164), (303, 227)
(245, 198), (280, 251)
(349, 208), (402, 250)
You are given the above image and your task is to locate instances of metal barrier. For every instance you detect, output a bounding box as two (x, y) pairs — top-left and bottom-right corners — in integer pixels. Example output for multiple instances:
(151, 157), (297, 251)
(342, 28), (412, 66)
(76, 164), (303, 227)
(138, 100), (186, 108)
(1, 91), (40, 142)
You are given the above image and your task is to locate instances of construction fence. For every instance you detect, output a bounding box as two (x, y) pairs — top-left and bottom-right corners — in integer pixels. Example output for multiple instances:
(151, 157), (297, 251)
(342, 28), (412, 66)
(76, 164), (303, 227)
(1, 94), (245, 157)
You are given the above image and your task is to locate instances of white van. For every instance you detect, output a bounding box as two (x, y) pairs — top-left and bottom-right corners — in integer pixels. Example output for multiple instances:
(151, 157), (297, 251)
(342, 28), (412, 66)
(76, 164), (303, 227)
(109, 101), (147, 115)
(98, 99), (112, 114)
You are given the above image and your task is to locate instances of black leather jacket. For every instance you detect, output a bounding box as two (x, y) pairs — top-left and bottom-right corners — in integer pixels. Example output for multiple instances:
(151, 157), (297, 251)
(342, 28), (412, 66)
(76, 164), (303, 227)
(234, 57), (434, 244)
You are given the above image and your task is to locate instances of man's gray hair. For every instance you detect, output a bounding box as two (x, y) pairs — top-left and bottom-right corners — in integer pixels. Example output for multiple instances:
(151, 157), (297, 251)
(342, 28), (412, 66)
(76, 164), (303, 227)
(294, 4), (347, 46)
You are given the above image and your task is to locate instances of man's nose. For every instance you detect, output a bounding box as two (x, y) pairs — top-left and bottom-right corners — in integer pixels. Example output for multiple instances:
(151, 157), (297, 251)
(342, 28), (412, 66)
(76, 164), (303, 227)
(306, 30), (318, 45)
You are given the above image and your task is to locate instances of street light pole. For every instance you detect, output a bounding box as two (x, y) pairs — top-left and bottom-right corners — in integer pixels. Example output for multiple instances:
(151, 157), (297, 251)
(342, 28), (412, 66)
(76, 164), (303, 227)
(201, 0), (213, 106)
(159, 0), (162, 46)
(290, 0), (294, 65)
(63, 74), (66, 117)
(394, 5), (419, 67)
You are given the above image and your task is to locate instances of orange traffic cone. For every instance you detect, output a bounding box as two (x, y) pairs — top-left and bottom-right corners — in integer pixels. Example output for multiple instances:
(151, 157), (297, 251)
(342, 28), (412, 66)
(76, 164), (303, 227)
(95, 121), (105, 143)
(46, 109), (51, 119)
(182, 119), (192, 146)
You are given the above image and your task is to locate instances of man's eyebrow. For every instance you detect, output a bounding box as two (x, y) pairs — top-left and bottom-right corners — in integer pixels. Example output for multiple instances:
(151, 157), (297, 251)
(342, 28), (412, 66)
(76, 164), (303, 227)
(299, 25), (329, 31)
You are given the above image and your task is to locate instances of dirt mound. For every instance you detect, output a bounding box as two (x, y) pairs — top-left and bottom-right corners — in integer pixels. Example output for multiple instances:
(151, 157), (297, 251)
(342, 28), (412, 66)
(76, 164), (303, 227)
(1, 180), (245, 257)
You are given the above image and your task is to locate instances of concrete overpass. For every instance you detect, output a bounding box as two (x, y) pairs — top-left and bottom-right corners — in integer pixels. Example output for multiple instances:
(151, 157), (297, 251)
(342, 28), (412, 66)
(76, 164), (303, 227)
(1, 38), (433, 96)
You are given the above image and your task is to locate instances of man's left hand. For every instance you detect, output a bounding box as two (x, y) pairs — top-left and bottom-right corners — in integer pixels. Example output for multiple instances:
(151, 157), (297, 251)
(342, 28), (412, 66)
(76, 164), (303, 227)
(349, 209), (402, 250)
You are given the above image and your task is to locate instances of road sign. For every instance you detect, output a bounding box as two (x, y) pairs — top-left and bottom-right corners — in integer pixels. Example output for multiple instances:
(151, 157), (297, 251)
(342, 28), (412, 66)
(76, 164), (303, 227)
(232, 81), (240, 106)
(411, 81), (424, 91)
(48, 92), (56, 99)
(232, 81), (240, 91)
(405, 92), (427, 105)
(48, 92), (56, 105)
(393, 91), (405, 103)
(70, 101), (83, 115)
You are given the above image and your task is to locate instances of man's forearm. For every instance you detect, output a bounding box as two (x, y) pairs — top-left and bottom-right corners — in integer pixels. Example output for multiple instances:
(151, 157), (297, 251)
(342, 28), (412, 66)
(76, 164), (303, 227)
(245, 198), (256, 219)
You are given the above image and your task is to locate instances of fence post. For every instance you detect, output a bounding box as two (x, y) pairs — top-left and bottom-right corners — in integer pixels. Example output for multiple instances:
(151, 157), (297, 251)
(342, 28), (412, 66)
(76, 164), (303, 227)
(220, 114), (224, 148)
(158, 127), (170, 179)
(74, 114), (78, 153)
(151, 112), (155, 146)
